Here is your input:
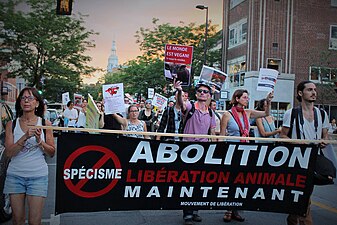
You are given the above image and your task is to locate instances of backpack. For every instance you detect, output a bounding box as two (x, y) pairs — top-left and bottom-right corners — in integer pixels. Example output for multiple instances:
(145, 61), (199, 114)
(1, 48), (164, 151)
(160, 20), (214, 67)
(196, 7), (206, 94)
(178, 102), (213, 134)
(287, 106), (325, 138)
(286, 107), (335, 185)
(12, 117), (46, 136)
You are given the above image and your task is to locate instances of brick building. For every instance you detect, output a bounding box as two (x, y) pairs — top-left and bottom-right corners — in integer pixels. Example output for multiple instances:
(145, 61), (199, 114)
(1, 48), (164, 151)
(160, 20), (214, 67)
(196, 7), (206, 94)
(221, 0), (337, 123)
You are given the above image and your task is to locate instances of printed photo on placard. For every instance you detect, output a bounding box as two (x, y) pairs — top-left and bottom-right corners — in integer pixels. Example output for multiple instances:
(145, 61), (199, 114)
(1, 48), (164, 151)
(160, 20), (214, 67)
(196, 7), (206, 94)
(199, 65), (227, 92)
(164, 44), (193, 86)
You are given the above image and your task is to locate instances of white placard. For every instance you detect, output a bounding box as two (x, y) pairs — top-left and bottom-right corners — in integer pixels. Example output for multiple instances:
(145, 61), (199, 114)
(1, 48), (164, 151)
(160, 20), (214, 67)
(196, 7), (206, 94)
(199, 65), (227, 92)
(74, 93), (83, 108)
(152, 93), (168, 109)
(62, 92), (70, 105)
(257, 68), (279, 92)
(103, 83), (125, 115)
(148, 88), (155, 99)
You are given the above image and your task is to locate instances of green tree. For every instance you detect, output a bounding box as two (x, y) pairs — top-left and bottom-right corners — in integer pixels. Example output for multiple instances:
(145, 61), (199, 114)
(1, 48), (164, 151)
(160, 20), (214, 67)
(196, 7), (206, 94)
(0, 0), (97, 101)
(104, 18), (221, 98)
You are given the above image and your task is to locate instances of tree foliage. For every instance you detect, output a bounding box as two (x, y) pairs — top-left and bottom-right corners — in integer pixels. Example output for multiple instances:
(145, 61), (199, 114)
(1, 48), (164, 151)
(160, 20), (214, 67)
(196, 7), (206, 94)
(104, 18), (222, 98)
(0, 0), (97, 101)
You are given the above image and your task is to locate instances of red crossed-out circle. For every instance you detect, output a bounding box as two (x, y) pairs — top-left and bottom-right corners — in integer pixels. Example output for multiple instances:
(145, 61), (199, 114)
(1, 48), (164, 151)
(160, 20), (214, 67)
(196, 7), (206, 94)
(63, 145), (121, 198)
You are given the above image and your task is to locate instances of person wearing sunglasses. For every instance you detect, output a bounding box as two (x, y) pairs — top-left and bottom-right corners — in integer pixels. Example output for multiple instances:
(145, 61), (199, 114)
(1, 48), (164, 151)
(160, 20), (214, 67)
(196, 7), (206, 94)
(4, 87), (55, 225)
(174, 80), (216, 225)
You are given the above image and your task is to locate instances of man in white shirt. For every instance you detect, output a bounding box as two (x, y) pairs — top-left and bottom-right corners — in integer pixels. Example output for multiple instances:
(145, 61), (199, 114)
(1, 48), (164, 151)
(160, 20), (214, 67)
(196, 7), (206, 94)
(280, 80), (329, 225)
(63, 101), (78, 127)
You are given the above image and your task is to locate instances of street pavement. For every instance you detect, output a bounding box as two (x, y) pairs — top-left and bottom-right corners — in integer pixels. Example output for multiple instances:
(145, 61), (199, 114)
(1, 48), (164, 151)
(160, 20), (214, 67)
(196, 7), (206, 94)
(2, 142), (337, 225)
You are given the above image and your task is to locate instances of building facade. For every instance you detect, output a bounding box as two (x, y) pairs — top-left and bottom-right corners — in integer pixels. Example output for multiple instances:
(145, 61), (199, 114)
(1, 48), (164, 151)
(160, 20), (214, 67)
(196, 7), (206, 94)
(221, 0), (337, 122)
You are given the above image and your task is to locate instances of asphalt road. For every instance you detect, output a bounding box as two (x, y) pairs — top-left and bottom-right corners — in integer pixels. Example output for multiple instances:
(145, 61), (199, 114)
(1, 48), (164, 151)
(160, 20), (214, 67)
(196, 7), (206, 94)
(2, 142), (337, 225)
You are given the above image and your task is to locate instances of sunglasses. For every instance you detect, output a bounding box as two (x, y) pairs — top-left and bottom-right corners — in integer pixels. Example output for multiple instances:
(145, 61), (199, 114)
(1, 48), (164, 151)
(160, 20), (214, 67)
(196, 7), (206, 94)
(21, 96), (36, 102)
(196, 89), (210, 94)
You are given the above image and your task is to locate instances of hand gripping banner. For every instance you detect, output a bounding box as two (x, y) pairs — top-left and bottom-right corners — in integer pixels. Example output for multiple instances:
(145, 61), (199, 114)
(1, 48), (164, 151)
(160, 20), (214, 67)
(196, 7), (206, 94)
(55, 133), (318, 215)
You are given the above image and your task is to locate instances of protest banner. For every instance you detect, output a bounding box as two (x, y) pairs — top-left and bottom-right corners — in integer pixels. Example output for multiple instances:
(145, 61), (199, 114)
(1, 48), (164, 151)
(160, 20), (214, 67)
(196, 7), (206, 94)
(257, 68), (279, 92)
(62, 92), (70, 105)
(164, 44), (193, 86)
(199, 65), (227, 92)
(86, 94), (100, 129)
(56, 133), (317, 216)
(103, 83), (124, 115)
(152, 93), (168, 109)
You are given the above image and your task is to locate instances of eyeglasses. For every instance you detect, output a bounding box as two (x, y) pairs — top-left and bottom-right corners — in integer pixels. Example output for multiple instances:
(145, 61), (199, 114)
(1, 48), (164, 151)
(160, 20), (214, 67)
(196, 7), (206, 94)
(145, 102), (151, 104)
(130, 110), (139, 113)
(196, 89), (210, 94)
(21, 96), (36, 102)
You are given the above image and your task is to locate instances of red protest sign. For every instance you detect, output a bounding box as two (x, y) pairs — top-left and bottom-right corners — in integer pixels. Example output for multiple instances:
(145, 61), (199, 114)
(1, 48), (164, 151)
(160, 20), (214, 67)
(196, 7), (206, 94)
(165, 44), (193, 64)
(164, 44), (193, 86)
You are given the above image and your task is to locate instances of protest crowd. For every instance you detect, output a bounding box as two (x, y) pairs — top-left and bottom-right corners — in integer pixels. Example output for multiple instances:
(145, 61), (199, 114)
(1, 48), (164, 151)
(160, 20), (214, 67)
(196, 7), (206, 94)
(4, 64), (337, 225)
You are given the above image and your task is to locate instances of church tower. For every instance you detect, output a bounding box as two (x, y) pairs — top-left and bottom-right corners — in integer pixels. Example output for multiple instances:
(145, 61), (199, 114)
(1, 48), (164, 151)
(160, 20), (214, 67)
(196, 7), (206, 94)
(107, 40), (118, 72)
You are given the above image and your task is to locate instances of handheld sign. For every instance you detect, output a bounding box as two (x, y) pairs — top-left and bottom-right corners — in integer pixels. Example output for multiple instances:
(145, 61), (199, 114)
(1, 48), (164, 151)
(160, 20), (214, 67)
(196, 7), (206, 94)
(62, 92), (70, 105)
(74, 93), (83, 109)
(86, 94), (100, 129)
(257, 68), (279, 92)
(148, 88), (155, 99)
(152, 93), (168, 109)
(103, 83), (125, 115)
(164, 44), (193, 86)
(199, 65), (227, 92)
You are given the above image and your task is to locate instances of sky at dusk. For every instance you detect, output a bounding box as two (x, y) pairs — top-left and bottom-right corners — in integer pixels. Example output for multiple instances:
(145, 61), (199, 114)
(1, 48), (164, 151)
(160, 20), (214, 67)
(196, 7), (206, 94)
(73, 0), (224, 84)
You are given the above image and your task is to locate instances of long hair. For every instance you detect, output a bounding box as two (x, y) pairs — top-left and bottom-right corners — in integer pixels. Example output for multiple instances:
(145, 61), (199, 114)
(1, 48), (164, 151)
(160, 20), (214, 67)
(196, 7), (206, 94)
(255, 98), (266, 111)
(230, 89), (248, 106)
(15, 87), (44, 118)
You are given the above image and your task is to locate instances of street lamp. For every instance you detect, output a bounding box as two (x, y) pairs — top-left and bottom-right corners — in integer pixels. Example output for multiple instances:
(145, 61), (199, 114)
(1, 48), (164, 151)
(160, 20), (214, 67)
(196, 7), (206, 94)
(196, 4), (209, 65)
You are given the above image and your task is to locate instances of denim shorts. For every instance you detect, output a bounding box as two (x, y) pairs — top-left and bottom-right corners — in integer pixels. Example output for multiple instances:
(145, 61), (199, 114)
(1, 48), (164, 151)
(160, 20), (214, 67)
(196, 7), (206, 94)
(3, 174), (48, 197)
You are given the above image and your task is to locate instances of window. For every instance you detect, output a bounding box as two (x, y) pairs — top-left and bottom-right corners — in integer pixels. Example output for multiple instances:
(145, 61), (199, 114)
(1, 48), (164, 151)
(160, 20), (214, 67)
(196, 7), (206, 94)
(332, 0), (337, 7)
(329, 25), (337, 50)
(230, 0), (246, 9)
(267, 58), (282, 72)
(309, 66), (337, 83)
(310, 67), (320, 81)
(227, 56), (246, 87)
(228, 18), (248, 48)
